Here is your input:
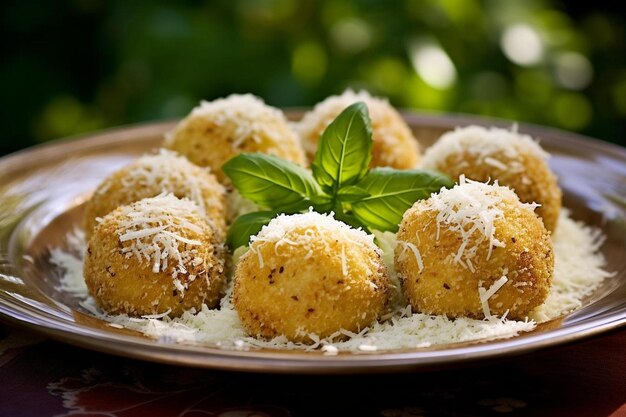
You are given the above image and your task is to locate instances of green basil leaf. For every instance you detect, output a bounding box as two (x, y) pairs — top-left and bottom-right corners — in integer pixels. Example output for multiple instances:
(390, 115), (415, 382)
(226, 211), (277, 249)
(311, 102), (372, 195)
(337, 185), (371, 203)
(223, 153), (321, 211)
(309, 193), (334, 212)
(350, 168), (454, 232)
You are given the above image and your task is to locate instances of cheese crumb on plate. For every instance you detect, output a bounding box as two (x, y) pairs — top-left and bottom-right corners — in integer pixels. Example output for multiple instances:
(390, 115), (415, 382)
(52, 209), (612, 352)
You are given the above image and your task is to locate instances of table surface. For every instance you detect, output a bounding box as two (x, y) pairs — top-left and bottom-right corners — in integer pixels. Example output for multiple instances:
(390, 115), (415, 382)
(0, 323), (624, 417)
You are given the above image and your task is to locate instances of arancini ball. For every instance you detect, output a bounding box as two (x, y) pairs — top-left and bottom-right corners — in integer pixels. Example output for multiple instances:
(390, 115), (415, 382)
(394, 178), (553, 319)
(84, 194), (226, 317)
(83, 149), (226, 240)
(422, 125), (562, 231)
(233, 211), (390, 343)
(164, 94), (306, 183)
(296, 89), (421, 169)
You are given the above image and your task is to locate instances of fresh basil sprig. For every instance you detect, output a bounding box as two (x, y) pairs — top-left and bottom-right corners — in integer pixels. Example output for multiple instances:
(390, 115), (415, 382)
(222, 101), (453, 249)
(312, 102), (372, 195)
(350, 168), (454, 231)
(222, 153), (321, 212)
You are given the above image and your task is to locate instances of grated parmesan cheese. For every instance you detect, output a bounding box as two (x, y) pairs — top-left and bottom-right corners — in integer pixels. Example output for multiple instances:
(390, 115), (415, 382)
(249, 210), (382, 272)
(358, 344), (378, 352)
(106, 149), (224, 221)
(165, 94), (290, 151)
(112, 194), (210, 286)
(51, 228), (88, 295)
(530, 210), (614, 321)
(420, 176), (538, 270)
(478, 276), (509, 318)
(422, 125), (549, 172)
(321, 344), (339, 355)
(397, 240), (424, 272)
(52, 209), (612, 352)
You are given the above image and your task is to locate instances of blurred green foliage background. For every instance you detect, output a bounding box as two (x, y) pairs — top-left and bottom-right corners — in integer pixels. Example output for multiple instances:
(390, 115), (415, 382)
(1, 0), (624, 156)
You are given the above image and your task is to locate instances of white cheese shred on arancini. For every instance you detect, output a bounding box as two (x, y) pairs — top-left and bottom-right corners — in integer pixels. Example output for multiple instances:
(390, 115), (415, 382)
(249, 210), (381, 273)
(51, 208), (612, 352)
(165, 94), (286, 150)
(479, 276), (509, 318)
(422, 125), (549, 173)
(424, 176), (538, 269)
(114, 194), (206, 285)
(110, 149), (225, 220)
(396, 240), (424, 272)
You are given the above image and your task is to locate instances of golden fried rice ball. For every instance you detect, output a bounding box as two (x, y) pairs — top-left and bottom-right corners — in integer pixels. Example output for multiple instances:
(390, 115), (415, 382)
(395, 179), (553, 319)
(164, 94), (306, 183)
(422, 125), (562, 231)
(233, 211), (390, 342)
(296, 89), (421, 169)
(83, 149), (226, 240)
(84, 194), (226, 317)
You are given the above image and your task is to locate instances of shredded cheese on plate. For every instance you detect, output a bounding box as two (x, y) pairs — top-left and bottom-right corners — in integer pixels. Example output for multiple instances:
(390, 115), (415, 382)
(52, 208), (612, 352)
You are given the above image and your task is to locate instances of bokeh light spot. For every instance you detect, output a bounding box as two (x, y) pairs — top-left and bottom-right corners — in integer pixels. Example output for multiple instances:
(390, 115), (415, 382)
(409, 41), (457, 89)
(330, 17), (372, 54)
(501, 24), (544, 66)
(553, 52), (593, 90)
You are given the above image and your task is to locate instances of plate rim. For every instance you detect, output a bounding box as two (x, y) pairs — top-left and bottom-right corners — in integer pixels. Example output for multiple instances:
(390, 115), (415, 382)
(1, 112), (625, 373)
(1, 299), (624, 374)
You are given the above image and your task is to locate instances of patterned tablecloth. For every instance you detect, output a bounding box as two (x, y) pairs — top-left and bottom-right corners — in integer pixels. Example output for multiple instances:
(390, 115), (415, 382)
(0, 323), (624, 417)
